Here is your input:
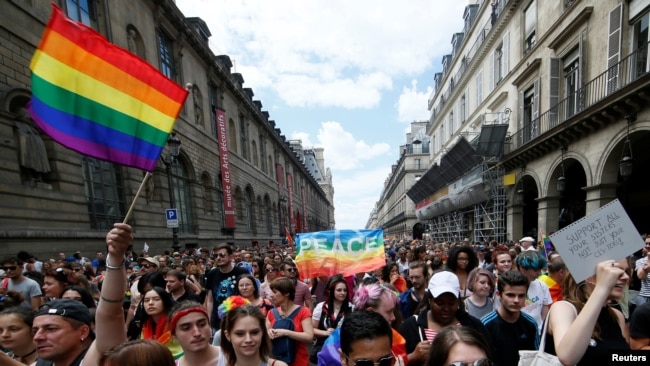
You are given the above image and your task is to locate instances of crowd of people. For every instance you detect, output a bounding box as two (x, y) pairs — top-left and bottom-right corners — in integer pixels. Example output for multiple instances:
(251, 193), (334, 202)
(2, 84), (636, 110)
(0, 227), (649, 365)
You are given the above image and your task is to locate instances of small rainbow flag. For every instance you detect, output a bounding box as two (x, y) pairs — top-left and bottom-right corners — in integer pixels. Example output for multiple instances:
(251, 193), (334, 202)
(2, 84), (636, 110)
(540, 229), (554, 257)
(28, 4), (188, 172)
(295, 229), (386, 279)
(285, 228), (295, 246)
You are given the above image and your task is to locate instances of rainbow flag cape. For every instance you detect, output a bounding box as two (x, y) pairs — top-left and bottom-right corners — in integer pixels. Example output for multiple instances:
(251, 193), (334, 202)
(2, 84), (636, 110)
(295, 229), (385, 279)
(28, 4), (188, 172)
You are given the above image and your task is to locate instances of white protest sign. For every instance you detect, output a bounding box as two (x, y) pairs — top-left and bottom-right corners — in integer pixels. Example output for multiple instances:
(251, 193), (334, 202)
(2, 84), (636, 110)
(143, 242), (150, 253)
(549, 199), (644, 283)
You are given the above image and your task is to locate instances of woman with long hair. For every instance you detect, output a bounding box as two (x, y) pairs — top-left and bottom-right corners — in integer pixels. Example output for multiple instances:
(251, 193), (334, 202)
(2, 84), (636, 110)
(426, 326), (493, 366)
(381, 262), (407, 293)
(398, 271), (491, 366)
(546, 259), (630, 365)
(220, 296), (288, 366)
(266, 277), (313, 366)
(252, 258), (265, 283)
(310, 275), (353, 364)
(138, 286), (182, 359)
(169, 301), (222, 365)
(235, 273), (273, 317)
(0, 306), (38, 365)
(42, 267), (78, 300)
(446, 245), (478, 298)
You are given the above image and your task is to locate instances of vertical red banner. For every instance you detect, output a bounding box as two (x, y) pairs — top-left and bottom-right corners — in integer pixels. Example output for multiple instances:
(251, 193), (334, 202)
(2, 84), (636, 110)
(301, 186), (307, 232)
(287, 173), (294, 233)
(216, 108), (236, 228)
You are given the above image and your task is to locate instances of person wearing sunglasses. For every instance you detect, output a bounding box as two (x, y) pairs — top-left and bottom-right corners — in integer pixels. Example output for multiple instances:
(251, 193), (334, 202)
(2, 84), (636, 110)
(125, 256), (160, 335)
(205, 242), (250, 332)
(340, 310), (397, 366)
(280, 260), (312, 310)
(0, 256), (43, 311)
(426, 326), (493, 366)
(261, 264), (280, 300)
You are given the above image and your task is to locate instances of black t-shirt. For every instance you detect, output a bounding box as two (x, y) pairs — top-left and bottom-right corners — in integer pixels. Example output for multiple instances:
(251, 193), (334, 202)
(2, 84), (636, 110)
(630, 301), (650, 339)
(482, 310), (539, 366)
(205, 266), (249, 328)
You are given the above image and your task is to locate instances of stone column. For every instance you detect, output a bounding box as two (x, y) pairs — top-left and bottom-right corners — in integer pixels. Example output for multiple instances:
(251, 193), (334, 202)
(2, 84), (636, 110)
(536, 196), (561, 234)
(583, 183), (618, 214)
(506, 202), (524, 243)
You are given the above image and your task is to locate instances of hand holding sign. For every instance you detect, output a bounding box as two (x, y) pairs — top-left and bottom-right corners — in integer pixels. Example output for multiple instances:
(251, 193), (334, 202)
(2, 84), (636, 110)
(549, 199), (644, 283)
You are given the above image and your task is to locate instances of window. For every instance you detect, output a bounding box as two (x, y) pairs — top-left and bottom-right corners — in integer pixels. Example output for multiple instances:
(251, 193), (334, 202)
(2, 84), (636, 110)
(607, 3), (623, 94)
(460, 94), (467, 123)
(265, 197), (273, 235)
(519, 79), (540, 145)
(251, 140), (259, 167)
(239, 114), (248, 159)
(82, 157), (125, 231)
(228, 119), (237, 152)
(209, 85), (218, 139)
(415, 159), (421, 169)
(260, 136), (267, 173)
(157, 31), (175, 79)
(632, 11), (650, 77)
(216, 173), (225, 227)
(171, 159), (194, 234)
(490, 33), (509, 89)
(245, 186), (255, 233)
(564, 48), (580, 117)
(524, 1), (537, 52)
(66, 0), (95, 27)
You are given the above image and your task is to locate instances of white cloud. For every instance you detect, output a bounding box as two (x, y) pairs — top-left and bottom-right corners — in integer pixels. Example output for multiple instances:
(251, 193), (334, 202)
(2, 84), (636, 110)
(317, 122), (391, 171)
(176, 0), (466, 109)
(397, 79), (433, 123)
(332, 165), (392, 229)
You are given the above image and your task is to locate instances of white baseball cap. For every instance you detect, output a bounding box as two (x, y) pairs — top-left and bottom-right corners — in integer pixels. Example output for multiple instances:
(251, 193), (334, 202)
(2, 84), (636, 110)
(519, 236), (536, 243)
(427, 271), (460, 298)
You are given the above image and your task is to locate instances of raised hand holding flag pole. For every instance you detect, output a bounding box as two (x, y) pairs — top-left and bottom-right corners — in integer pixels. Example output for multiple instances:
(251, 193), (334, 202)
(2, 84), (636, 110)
(28, 4), (190, 223)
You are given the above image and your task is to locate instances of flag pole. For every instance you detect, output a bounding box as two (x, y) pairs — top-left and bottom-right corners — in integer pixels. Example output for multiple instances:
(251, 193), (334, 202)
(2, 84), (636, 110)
(123, 171), (151, 224)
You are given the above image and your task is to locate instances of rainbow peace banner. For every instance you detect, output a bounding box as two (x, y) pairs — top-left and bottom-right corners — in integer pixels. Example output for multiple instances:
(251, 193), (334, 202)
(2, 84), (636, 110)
(295, 229), (386, 279)
(28, 4), (188, 172)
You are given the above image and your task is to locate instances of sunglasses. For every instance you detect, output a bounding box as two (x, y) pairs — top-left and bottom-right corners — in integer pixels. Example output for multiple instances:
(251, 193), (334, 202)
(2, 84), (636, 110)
(285, 268), (296, 273)
(346, 355), (393, 366)
(1, 266), (17, 271)
(216, 253), (228, 258)
(266, 267), (275, 272)
(141, 264), (154, 269)
(448, 358), (493, 366)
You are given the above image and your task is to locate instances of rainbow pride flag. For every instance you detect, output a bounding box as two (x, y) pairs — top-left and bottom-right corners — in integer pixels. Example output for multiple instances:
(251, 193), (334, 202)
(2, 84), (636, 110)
(28, 4), (188, 172)
(295, 229), (386, 279)
(540, 229), (554, 257)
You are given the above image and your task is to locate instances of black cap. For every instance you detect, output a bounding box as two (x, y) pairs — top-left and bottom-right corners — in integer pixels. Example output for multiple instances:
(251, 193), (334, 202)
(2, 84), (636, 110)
(36, 299), (94, 337)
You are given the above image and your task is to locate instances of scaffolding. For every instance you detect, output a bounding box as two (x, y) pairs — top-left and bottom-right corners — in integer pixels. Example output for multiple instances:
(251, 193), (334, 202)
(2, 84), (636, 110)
(473, 164), (506, 243)
(426, 163), (506, 244)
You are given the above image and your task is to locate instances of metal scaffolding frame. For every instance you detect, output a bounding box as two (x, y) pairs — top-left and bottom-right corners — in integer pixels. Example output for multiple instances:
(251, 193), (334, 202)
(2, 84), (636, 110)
(473, 164), (506, 243)
(426, 162), (507, 244)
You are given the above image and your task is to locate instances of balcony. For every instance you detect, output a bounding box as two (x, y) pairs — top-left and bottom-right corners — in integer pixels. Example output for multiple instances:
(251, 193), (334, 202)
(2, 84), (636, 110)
(503, 43), (650, 168)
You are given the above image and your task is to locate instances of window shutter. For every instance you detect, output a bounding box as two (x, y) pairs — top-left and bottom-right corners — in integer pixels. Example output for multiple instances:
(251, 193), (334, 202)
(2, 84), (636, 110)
(549, 58), (560, 126)
(607, 3), (623, 93)
(518, 89), (525, 147)
(533, 78), (540, 121)
(476, 69), (483, 105)
(503, 32), (510, 75)
(489, 51), (495, 90)
(465, 87), (470, 122)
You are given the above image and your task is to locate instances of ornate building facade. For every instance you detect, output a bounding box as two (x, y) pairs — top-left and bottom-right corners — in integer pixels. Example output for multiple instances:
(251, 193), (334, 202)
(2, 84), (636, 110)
(410, 0), (650, 242)
(0, 0), (333, 258)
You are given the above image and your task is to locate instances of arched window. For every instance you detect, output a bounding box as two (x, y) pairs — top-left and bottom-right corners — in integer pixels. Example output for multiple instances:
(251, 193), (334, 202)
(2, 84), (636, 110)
(171, 159), (194, 233)
(201, 172), (213, 214)
(82, 157), (125, 231)
(251, 140), (259, 167)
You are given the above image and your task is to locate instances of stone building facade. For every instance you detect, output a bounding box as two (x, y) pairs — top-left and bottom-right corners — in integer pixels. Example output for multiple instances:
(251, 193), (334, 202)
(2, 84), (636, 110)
(410, 0), (650, 242)
(0, 0), (333, 258)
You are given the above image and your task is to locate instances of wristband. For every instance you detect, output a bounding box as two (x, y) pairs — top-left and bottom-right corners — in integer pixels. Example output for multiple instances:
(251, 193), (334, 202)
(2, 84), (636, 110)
(106, 254), (125, 270)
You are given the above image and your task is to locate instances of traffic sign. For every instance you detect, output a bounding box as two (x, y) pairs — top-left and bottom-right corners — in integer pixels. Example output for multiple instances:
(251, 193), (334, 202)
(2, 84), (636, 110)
(166, 208), (179, 228)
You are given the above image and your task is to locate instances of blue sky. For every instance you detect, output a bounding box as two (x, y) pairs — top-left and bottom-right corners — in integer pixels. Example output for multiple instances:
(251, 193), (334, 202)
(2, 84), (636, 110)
(175, 0), (467, 230)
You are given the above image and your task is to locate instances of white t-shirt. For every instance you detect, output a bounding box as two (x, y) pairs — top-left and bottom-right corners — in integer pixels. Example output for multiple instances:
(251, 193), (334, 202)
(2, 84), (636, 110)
(521, 278), (553, 332)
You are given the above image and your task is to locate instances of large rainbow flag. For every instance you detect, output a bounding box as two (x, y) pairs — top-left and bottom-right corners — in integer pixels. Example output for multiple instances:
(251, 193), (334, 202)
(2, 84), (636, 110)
(295, 229), (385, 279)
(28, 4), (188, 172)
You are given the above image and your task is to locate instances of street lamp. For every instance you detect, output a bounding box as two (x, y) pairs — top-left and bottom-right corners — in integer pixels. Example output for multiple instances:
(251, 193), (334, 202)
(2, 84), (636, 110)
(162, 132), (181, 251)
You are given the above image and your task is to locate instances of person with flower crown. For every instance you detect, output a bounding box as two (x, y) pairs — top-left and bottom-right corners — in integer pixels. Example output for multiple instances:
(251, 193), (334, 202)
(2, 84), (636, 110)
(219, 295), (288, 366)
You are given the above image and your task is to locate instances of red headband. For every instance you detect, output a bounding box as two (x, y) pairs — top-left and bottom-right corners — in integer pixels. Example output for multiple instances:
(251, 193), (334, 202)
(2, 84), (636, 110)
(170, 306), (209, 331)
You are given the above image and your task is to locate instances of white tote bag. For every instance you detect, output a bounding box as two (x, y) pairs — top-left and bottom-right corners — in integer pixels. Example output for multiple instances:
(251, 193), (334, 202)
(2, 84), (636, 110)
(518, 308), (564, 366)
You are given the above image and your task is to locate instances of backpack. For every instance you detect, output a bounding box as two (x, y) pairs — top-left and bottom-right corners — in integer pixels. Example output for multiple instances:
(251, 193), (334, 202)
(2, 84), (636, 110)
(271, 306), (302, 364)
